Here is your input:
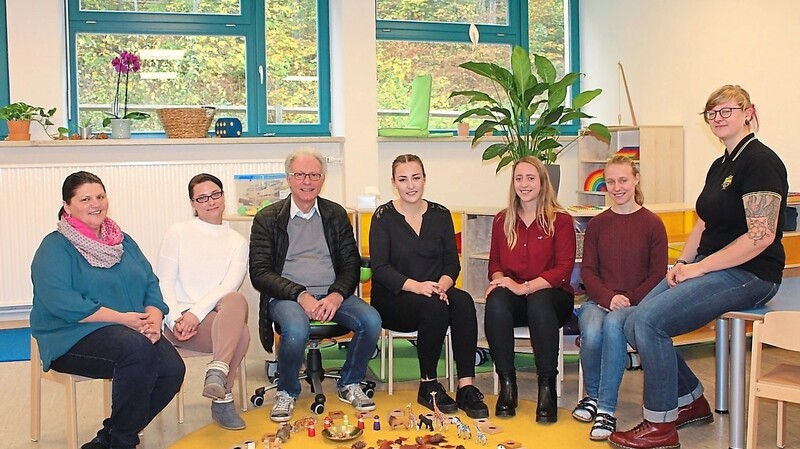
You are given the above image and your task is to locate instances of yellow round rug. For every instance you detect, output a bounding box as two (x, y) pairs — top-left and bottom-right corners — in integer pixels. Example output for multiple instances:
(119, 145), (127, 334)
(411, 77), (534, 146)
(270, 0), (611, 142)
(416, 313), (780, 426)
(169, 390), (600, 449)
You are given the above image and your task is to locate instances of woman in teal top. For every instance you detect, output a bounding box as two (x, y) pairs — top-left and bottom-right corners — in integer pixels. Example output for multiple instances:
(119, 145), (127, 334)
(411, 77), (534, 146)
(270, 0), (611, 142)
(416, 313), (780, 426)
(30, 171), (185, 449)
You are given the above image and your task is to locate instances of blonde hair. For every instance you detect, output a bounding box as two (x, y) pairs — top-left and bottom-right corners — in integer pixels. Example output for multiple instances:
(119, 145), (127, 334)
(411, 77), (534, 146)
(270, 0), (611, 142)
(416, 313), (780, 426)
(702, 84), (758, 132)
(605, 155), (644, 205)
(502, 156), (566, 249)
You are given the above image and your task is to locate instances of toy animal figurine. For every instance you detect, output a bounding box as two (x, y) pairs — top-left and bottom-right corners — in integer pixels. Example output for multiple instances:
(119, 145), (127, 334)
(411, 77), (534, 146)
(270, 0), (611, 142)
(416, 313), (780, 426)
(275, 423), (292, 444)
(406, 403), (417, 430)
(451, 416), (472, 440)
(475, 426), (487, 445)
(418, 414), (434, 431)
(388, 414), (410, 430)
(430, 390), (448, 431)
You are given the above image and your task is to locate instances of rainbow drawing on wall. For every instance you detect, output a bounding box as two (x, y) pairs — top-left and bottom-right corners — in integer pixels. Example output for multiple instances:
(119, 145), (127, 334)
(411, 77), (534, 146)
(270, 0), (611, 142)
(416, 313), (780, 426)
(616, 146), (640, 160)
(584, 168), (607, 192)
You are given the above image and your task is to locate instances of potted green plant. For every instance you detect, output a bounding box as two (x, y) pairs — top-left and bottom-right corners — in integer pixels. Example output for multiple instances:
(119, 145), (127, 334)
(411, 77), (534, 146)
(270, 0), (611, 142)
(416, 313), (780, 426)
(450, 46), (611, 182)
(0, 102), (58, 141)
(102, 50), (150, 139)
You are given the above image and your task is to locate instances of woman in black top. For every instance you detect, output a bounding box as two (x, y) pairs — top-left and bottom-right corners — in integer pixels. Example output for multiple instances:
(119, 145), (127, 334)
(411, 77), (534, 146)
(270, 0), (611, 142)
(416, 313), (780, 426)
(369, 154), (488, 419)
(609, 85), (788, 449)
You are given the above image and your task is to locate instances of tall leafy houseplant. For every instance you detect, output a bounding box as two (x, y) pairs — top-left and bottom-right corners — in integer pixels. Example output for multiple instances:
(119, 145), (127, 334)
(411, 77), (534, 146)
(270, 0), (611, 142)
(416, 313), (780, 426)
(451, 46), (611, 172)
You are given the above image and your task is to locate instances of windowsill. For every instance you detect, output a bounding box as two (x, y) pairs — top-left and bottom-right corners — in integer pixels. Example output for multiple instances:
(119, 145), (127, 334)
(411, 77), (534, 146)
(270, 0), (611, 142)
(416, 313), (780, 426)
(0, 135), (344, 147)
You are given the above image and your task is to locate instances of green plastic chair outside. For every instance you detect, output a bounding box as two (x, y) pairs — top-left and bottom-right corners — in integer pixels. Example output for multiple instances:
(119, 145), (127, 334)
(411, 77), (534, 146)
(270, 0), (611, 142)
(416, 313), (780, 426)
(378, 74), (432, 137)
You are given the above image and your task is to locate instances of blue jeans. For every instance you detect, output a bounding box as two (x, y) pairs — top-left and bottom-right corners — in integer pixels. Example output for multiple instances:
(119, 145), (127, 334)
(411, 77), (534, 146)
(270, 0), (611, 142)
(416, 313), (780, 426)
(624, 264), (778, 422)
(269, 294), (381, 397)
(578, 301), (636, 413)
(49, 325), (186, 449)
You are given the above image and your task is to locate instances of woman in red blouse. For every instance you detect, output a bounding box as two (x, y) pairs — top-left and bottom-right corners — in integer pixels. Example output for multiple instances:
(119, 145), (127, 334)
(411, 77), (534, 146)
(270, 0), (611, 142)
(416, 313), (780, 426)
(484, 156), (576, 423)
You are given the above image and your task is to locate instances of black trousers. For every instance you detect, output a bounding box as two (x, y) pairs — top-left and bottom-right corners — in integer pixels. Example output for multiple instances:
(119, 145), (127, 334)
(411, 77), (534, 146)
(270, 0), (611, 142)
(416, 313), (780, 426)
(484, 287), (573, 378)
(371, 285), (478, 380)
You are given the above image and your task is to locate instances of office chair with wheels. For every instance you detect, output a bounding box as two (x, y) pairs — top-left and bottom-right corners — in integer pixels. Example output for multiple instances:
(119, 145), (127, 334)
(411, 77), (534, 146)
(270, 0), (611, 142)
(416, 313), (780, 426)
(251, 320), (376, 415)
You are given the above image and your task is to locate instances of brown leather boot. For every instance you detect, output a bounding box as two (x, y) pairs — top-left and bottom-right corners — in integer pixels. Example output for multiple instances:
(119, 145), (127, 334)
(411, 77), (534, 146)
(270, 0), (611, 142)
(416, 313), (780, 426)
(608, 420), (680, 449)
(675, 395), (713, 429)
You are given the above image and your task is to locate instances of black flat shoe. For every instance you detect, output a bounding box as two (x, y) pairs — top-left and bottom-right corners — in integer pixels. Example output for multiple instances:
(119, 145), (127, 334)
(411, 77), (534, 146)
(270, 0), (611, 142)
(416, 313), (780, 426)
(417, 380), (457, 414)
(456, 384), (489, 419)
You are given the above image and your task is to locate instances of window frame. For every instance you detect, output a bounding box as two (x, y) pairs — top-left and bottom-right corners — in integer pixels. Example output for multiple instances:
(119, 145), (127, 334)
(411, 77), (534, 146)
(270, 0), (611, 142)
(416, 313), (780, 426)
(0, 0), (9, 139)
(376, 0), (581, 135)
(66, 0), (331, 137)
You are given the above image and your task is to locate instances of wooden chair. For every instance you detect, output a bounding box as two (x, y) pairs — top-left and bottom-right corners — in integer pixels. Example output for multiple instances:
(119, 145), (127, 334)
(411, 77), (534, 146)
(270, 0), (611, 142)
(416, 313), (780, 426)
(30, 336), (111, 449)
(174, 347), (248, 424)
(492, 327), (565, 398)
(380, 328), (454, 395)
(747, 311), (800, 448)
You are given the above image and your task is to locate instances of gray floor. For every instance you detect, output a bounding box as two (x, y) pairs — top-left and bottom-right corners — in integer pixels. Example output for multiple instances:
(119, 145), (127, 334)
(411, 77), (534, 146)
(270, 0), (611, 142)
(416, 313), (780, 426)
(11, 341), (800, 449)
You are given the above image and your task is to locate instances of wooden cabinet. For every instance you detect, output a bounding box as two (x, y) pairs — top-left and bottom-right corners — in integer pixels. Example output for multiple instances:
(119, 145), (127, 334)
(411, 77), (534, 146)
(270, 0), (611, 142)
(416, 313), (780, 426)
(577, 126), (684, 207)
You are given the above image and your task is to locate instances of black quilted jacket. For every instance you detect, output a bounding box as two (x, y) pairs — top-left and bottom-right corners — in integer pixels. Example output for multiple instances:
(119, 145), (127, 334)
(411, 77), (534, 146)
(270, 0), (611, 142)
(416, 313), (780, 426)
(249, 196), (360, 352)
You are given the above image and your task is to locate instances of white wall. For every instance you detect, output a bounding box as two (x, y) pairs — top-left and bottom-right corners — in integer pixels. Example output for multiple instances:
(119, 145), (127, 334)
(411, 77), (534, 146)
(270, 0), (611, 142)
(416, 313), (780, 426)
(581, 0), (798, 201)
(4, 1), (797, 209)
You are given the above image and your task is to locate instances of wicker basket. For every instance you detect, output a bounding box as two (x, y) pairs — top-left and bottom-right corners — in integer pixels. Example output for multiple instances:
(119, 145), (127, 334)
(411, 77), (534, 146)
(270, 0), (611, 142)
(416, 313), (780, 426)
(157, 107), (216, 138)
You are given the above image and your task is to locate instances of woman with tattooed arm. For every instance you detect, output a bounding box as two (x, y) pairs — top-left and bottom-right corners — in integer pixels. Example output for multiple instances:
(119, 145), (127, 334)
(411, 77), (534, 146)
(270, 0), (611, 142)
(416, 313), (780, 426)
(609, 85), (789, 449)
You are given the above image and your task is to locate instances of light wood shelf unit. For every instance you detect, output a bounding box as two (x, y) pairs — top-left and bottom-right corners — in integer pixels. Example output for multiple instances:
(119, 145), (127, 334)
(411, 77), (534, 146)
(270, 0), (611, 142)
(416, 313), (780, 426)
(577, 126), (684, 207)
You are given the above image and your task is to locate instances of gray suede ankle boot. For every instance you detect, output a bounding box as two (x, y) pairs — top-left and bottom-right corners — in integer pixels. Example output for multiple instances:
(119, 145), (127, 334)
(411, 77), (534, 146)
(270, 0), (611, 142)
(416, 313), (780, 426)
(211, 398), (246, 430)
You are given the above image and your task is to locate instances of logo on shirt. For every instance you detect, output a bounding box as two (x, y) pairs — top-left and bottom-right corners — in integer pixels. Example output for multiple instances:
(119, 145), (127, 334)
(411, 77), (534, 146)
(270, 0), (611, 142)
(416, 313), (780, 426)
(721, 175), (733, 190)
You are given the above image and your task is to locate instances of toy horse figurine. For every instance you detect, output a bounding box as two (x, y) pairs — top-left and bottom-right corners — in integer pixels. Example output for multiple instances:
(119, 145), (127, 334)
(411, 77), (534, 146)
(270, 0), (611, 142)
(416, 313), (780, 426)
(450, 416), (472, 440)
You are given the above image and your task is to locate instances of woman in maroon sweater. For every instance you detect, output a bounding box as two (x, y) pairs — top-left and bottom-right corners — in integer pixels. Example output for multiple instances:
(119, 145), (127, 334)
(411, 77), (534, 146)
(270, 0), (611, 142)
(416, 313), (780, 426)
(485, 156), (576, 423)
(571, 156), (667, 441)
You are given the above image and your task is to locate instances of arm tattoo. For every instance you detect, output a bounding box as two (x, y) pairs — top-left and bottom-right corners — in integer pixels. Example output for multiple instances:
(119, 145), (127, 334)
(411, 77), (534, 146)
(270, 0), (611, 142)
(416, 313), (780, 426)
(743, 192), (782, 245)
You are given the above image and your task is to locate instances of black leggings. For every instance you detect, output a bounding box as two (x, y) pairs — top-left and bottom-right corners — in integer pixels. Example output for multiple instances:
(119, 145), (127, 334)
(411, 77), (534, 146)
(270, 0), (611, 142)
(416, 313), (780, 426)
(371, 285), (478, 380)
(484, 287), (573, 378)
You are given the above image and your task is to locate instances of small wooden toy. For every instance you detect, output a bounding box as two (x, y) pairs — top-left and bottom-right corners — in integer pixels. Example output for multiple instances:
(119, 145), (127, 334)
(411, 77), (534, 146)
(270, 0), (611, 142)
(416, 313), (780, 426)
(373, 414), (381, 431)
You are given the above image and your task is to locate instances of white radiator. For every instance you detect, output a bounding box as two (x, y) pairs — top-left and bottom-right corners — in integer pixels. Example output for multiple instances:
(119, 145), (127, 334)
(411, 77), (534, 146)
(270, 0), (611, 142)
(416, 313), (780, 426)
(0, 160), (288, 308)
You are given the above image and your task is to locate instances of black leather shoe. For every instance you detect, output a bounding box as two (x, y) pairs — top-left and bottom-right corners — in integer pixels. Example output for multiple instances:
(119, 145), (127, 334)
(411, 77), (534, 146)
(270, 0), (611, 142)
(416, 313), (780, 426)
(536, 376), (558, 423)
(495, 370), (518, 417)
(456, 384), (489, 419)
(417, 380), (457, 414)
(81, 437), (109, 449)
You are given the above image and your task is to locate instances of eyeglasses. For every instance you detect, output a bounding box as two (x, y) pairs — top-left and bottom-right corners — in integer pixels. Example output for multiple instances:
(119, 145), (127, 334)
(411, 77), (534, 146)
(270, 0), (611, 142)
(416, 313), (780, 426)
(193, 191), (223, 203)
(704, 107), (743, 120)
(288, 172), (323, 181)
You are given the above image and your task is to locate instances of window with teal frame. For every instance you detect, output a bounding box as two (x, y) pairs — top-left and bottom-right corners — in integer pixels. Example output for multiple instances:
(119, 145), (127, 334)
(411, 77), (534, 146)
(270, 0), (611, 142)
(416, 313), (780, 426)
(0, 0), (9, 139)
(66, 0), (330, 137)
(376, 0), (580, 135)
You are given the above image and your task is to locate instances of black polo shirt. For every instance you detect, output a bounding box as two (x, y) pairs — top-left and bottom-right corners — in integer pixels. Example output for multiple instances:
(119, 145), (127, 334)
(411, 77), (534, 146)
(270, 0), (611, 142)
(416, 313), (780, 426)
(695, 133), (788, 284)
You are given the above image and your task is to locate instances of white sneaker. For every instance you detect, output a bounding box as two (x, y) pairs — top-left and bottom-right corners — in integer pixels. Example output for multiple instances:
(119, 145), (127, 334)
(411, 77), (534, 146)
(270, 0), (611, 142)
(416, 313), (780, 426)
(338, 384), (376, 411)
(270, 391), (295, 422)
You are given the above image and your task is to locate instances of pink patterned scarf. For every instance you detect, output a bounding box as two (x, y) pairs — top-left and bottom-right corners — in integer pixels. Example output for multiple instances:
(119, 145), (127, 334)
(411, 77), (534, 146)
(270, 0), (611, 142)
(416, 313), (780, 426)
(57, 216), (124, 268)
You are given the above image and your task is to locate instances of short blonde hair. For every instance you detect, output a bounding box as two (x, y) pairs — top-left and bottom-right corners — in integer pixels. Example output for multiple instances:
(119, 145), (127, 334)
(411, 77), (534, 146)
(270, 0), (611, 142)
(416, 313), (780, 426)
(702, 84), (758, 131)
(285, 147), (328, 174)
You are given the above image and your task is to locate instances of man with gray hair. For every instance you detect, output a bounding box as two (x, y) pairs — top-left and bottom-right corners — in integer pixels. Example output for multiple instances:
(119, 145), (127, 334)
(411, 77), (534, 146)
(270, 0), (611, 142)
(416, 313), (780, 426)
(250, 147), (381, 422)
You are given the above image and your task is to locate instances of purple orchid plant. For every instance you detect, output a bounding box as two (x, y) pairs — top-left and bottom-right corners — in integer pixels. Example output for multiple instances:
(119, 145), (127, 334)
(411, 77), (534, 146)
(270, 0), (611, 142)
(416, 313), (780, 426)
(103, 50), (150, 127)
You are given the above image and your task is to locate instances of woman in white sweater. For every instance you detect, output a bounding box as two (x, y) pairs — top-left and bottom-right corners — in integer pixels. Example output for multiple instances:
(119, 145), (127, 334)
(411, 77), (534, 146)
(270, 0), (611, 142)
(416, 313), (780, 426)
(157, 173), (250, 430)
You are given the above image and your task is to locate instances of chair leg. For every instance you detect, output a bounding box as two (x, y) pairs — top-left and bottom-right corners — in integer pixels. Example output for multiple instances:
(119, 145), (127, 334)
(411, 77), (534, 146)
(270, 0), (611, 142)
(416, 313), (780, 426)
(66, 378), (79, 449)
(103, 379), (112, 417)
(446, 333), (454, 393)
(577, 362), (585, 401)
(30, 340), (41, 442)
(777, 400), (786, 448)
(177, 382), (186, 424)
(238, 359), (248, 412)
(746, 392), (759, 449)
(380, 329), (386, 380)
(557, 328), (564, 399)
(388, 333), (395, 395)
(492, 361), (499, 395)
